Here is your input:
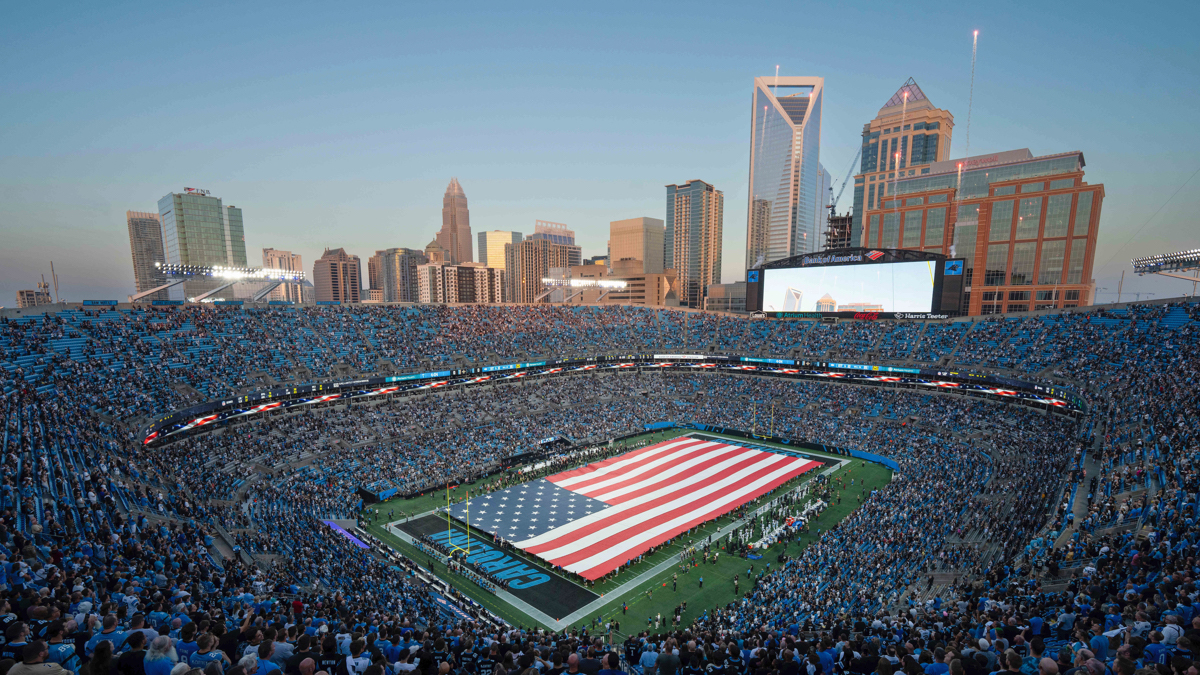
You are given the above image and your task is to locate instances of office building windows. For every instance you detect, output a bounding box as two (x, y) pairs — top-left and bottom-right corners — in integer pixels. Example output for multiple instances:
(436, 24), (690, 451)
(1049, 178), (1075, 189)
(1016, 197), (1041, 239)
(868, 184), (876, 210)
(903, 211), (922, 247)
(905, 197), (923, 206)
(1038, 239), (1066, 285)
(1073, 191), (1093, 236)
(990, 200), (1015, 241)
(882, 212), (900, 247)
(910, 134), (926, 164)
(924, 208), (946, 247)
(985, 243), (1009, 286)
(1008, 291), (1031, 301)
(955, 204), (978, 286)
(1010, 242), (1036, 286)
(1044, 194), (1072, 238)
(994, 185), (1017, 196)
(1066, 238), (1087, 283)
(1021, 182), (1044, 192)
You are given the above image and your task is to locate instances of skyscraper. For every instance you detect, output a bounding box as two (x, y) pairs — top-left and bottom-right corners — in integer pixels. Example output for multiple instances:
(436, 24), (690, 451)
(528, 221), (582, 267)
(860, 148), (1103, 316)
(851, 78), (955, 247)
(437, 178), (472, 265)
(608, 217), (665, 274)
(417, 263), (504, 304)
(126, 210), (166, 302)
(366, 251), (384, 292)
(745, 76), (824, 267)
(478, 230), (523, 270)
(379, 247), (428, 303)
(312, 248), (362, 303)
(505, 238), (573, 304)
(262, 248), (304, 303)
(666, 180), (723, 309)
(157, 189), (248, 300)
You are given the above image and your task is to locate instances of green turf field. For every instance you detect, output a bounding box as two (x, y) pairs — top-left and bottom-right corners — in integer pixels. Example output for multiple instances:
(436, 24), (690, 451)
(360, 429), (892, 632)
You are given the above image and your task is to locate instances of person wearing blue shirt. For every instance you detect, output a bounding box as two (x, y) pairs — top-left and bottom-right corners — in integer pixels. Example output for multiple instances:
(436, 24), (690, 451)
(1143, 632), (1172, 665)
(84, 616), (126, 658)
(175, 624), (199, 666)
(46, 623), (81, 675)
(189, 635), (230, 673)
(924, 649), (950, 675)
(639, 643), (659, 675)
(144, 636), (177, 675)
(1088, 623), (1110, 662)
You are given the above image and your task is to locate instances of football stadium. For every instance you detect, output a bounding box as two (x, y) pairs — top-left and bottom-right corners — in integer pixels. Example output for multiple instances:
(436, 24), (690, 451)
(3, 295), (1200, 667)
(4, 8), (1199, 675)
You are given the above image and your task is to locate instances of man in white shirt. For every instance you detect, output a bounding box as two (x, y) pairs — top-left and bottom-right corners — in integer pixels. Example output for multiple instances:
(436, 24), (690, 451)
(345, 640), (371, 675)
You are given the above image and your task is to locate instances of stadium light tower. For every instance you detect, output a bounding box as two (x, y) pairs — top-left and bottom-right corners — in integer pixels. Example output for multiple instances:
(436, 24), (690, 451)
(1132, 249), (1200, 296)
(129, 262), (314, 303)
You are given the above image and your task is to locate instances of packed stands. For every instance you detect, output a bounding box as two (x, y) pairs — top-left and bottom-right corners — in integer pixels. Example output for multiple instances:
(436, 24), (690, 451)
(0, 297), (1198, 675)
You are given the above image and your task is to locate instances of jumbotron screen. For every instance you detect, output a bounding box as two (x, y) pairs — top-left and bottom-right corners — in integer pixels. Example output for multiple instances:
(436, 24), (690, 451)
(761, 260), (938, 313)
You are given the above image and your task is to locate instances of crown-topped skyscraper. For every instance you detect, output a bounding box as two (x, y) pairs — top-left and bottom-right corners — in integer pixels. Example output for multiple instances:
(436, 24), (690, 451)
(850, 78), (955, 247)
(437, 177), (472, 264)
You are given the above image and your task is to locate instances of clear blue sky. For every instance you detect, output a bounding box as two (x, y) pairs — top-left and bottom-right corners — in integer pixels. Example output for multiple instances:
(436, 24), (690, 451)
(2, 0), (1198, 303)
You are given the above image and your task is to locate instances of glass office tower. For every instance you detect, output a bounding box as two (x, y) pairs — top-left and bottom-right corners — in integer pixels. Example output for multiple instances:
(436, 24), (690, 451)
(746, 76), (824, 267)
(157, 190), (248, 300)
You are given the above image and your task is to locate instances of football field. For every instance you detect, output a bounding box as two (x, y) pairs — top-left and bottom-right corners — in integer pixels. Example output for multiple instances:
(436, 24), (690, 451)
(451, 436), (825, 580)
(363, 429), (892, 631)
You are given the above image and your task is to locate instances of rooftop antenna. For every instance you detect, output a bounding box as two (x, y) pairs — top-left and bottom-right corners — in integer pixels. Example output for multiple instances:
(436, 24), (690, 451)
(774, 64), (779, 95)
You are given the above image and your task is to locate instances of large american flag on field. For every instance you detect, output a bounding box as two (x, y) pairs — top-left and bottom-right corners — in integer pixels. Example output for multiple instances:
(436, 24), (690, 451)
(448, 436), (822, 580)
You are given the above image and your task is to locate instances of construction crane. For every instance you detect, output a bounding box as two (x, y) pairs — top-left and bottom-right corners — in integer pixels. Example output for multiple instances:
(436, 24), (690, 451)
(828, 147), (862, 217)
(823, 148), (862, 249)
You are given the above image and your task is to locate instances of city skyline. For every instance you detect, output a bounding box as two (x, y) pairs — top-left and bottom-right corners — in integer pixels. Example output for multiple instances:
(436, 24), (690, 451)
(2, 2), (1198, 304)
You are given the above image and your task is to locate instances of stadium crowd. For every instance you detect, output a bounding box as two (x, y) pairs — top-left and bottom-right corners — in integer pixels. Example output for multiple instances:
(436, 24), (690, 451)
(0, 300), (1197, 675)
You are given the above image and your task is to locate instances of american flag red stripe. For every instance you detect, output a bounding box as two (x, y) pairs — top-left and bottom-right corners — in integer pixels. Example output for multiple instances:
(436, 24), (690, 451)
(513, 438), (820, 580)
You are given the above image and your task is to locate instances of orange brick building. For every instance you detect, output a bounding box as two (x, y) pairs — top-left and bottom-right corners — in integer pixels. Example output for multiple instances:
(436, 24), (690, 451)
(861, 148), (1103, 315)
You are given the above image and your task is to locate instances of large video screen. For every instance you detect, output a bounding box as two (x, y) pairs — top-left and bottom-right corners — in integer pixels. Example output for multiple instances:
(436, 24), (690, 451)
(761, 260), (938, 313)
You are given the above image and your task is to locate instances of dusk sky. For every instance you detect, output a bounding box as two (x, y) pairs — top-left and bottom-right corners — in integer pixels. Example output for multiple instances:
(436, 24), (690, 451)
(2, 1), (1198, 303)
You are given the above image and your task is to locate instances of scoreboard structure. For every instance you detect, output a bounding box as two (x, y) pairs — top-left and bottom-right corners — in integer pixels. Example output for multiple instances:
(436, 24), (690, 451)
(746, 248), (964, 319)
